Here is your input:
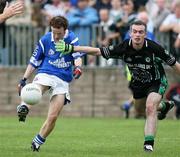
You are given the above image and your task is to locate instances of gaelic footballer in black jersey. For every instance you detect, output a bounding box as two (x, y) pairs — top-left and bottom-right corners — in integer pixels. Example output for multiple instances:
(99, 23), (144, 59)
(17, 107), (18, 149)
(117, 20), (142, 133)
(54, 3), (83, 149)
(55, 19), (180, 152)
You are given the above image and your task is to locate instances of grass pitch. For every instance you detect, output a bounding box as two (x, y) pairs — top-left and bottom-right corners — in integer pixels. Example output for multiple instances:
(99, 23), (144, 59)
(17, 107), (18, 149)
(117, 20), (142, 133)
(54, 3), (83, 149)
(0, 117), (179, 157)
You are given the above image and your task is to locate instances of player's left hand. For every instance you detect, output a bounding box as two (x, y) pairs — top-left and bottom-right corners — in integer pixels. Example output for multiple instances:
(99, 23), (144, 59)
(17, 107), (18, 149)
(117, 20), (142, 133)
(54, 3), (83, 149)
(55, 40), (73, 57)
(73, 66), (82, 79)
(18, 78), (27, 96)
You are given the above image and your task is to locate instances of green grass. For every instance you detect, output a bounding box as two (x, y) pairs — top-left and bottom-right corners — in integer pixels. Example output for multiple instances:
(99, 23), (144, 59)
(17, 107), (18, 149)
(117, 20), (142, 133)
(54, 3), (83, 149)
(0, 117), (179, 157)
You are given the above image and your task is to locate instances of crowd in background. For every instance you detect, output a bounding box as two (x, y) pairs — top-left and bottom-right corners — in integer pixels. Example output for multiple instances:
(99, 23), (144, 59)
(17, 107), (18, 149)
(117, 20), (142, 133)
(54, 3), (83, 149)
(0, 0), (180, 66)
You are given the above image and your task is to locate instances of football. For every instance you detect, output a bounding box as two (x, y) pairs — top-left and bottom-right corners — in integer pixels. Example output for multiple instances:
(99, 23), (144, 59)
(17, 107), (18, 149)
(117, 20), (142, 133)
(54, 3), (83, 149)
(21, 83), (42, 105)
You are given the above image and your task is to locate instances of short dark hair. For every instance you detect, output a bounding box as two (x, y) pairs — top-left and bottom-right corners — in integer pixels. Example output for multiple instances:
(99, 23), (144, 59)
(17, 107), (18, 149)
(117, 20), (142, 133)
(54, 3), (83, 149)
(50, 16), (69, 30)
(130, 20), (147, 32)
(0, 0), (6, 14)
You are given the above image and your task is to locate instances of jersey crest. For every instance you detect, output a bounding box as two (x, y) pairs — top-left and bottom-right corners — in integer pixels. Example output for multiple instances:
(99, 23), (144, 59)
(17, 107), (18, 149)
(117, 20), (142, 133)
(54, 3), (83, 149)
(48, 49), (55, 55)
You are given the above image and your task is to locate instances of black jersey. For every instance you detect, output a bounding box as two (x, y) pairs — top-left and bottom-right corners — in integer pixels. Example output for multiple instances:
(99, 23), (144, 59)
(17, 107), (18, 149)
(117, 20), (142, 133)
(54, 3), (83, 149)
(100, 38), (176, 89)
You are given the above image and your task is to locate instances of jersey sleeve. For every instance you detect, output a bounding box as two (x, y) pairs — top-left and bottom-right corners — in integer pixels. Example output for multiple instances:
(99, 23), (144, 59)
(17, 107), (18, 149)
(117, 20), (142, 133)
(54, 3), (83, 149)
(69, 32), (84, 59)
(29, 39), (44, 68)
(153, 43), (176, 66)
(100, 43), (125, 59)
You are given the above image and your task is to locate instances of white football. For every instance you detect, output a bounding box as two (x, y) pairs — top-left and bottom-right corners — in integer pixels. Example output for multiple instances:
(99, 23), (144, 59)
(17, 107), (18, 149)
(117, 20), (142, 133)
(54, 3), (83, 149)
(21, 83), (42, 105)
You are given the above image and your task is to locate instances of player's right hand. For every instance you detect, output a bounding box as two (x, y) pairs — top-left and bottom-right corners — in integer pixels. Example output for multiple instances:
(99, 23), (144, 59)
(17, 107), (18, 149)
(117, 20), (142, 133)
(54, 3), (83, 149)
(55, 40), (73, 57)
(73, 66), (82, 79)
(18, 78), (27, 96)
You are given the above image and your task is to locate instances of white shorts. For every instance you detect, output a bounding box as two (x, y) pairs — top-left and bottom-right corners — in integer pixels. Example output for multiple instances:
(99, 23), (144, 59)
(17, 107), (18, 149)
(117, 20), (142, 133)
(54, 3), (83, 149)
(33, 73), (70, 104)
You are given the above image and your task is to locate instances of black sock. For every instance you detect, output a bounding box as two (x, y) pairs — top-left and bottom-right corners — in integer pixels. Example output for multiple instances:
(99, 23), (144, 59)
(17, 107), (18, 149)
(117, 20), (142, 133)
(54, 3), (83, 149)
(144, 140), (154, 147)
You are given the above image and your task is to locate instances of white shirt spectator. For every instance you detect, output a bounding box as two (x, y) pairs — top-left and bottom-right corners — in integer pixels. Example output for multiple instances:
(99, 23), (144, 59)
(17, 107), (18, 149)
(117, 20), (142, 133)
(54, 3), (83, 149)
(161, 14), (180, 25)
(44, 3), (66, 17)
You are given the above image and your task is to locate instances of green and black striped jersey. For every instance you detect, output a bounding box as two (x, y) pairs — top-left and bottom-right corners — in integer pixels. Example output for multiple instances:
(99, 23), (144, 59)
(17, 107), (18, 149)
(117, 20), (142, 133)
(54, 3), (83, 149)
(100, 38), (176, 88)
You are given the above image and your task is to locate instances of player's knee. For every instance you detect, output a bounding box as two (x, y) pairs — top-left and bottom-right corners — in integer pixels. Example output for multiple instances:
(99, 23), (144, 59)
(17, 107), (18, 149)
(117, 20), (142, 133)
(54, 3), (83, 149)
(146, 103), (156, 116)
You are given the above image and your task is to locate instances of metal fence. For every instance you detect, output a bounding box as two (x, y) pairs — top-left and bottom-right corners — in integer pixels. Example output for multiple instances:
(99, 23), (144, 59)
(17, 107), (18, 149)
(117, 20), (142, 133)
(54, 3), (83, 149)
(0, 24), (44, 67)
(0, 24), (173, 67)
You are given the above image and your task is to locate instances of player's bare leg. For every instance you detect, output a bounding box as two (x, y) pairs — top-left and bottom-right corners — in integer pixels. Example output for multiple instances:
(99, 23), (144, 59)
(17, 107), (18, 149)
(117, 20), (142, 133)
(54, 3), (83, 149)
(40, 94), (64, 137)
(144, 92), (161, 152)
(31, 94), (64, 151)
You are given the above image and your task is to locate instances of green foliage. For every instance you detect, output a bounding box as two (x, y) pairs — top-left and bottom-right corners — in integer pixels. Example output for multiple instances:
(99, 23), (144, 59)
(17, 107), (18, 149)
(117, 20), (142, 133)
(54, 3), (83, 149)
(0, 117), (179, 157)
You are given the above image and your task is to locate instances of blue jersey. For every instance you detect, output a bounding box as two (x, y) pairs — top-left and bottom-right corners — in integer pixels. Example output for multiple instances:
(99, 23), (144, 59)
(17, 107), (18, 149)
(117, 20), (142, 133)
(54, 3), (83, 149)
(30, 30), (81, 82)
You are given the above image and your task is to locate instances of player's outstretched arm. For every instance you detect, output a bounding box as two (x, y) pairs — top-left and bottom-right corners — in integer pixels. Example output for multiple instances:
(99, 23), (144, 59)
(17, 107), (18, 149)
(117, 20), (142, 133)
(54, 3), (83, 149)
(172, 62), (180, 75)
(0, 1), (24, 23)
(55, 40), (101, 56)
(23, 64), (36, 80)
(74, 46), (101, 56)
(18, 64), (36, 96)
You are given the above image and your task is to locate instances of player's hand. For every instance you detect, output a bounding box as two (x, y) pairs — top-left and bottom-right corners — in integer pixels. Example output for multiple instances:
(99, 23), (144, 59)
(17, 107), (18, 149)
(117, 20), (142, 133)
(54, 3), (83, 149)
(18, 78), (27, 96)
(55, 40), (73, 56)
(73, 66), (82, 79)
(3, 1), (24, 19)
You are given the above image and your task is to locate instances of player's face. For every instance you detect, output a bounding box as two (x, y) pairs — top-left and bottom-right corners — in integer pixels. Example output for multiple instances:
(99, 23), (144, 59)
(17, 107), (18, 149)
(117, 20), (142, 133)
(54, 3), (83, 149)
(130, 24), (146, 46)
(51, 27), (66, 42)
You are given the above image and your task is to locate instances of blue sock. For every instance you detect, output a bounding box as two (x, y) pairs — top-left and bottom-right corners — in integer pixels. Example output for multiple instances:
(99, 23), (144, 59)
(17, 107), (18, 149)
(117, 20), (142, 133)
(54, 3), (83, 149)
(33, 134), (46, 146)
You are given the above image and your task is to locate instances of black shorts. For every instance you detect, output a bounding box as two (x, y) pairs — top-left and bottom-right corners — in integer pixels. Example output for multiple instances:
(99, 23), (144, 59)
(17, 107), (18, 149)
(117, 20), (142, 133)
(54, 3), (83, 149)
(129, 80), (168, 99)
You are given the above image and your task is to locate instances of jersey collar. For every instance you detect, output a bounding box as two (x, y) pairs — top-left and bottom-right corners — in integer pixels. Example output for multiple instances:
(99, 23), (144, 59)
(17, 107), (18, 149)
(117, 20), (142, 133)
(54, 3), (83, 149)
(129, 38), (148, 48)
(51, 29), (69, 42)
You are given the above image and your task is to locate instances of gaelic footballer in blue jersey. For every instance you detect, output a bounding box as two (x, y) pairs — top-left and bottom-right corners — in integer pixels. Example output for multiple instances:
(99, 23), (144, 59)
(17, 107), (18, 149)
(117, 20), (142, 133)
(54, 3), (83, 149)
(16, 16), (83, 152)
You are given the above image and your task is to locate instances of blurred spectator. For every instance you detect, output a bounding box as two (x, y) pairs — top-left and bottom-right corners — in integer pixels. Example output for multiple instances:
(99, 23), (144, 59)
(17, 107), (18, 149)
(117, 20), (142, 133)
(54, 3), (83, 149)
(0, 0), (24, 65)
(98, 8), (113, 46)
(0, 0), (8, 65)
(67, 0), (98, 45)
(70, 0), (96, 7)
(42, 0), (70, 24)
(145, 0), (158, 20)
(31, 0), (47, 6)
(159, 1), (180, 35)
(109, 0), (123, 23)
(137, 10), (154, 34)
(31, 2), (46, 28)
(70, 0), (78, 6)
(0, 0), (24, 23)
(100, 0), (123, 45)
(93, 0), (111, 13)
(31, 0), (48, 4)
(133, 0), (148, 12)
(88, 0), (96, 6)
(62, 0), (72, 15)
(159, 0), (180, 60)
(166, 83), (180, 119)
(171, 0), (180, 12)
(0, 0), (7, 47)
(5, 0), (32, 65)
(67, 0), (98, 27)
(109, 0), (137, 41)
(67, 0), (98, 66)
(97, 8), (114, 67)
(152, 0), (171, 31)
(6, 0), (31, 25)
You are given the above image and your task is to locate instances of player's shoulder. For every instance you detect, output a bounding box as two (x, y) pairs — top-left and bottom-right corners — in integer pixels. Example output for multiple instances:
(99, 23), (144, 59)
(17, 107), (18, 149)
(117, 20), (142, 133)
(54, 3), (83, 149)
(40, 32), (51, 43)
(123, 39), (130, 44)
(64, 30), (75, 38)
(146, 38), (163, 49)
(119, 39), (133, 49)
(64, 29), (79, 44)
